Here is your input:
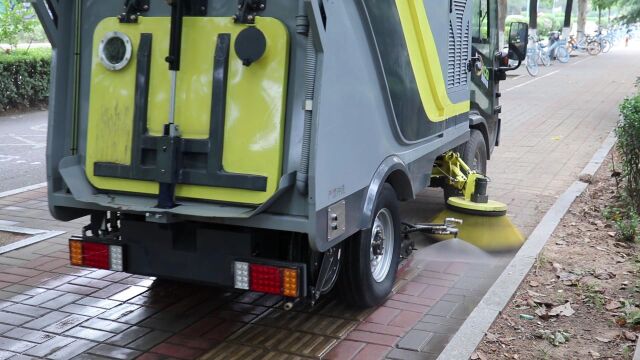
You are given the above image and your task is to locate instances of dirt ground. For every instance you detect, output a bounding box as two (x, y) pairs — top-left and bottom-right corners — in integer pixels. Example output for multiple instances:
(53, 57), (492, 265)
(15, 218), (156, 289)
(0, 230), (28, 247)
(475, 150), (640, 360)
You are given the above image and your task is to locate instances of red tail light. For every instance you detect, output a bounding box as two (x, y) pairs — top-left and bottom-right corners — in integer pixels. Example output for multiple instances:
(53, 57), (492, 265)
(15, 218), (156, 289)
(249, 264), (282, 295)
(82, 242), (109, 269)
(235, 261), (302, 297)
(69, 237), (123, 271)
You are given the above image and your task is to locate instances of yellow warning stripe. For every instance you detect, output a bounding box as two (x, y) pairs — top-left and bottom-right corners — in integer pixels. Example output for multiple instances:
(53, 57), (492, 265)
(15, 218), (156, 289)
(396, 0), (470, 122)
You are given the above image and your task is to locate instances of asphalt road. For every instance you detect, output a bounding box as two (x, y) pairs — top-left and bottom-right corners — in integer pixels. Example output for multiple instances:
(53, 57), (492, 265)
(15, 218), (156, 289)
(0, 111), (48, 192)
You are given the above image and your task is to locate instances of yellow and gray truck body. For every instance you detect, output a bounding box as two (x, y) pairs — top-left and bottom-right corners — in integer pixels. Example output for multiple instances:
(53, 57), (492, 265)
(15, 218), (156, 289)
(36, 0), (526, 306)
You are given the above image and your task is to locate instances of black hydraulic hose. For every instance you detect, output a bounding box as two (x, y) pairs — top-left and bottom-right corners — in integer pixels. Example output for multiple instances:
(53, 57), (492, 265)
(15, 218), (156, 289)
(296, 28), (317, 195)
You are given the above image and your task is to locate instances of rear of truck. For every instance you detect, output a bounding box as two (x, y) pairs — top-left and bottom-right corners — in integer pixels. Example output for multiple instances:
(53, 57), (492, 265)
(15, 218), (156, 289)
(36, 0), (514, 306)
(38, 0), (327, 302)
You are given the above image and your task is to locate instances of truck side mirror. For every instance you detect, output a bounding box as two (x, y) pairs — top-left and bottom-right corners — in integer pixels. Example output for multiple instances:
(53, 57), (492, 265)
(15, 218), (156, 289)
(508, 22), (528, 61)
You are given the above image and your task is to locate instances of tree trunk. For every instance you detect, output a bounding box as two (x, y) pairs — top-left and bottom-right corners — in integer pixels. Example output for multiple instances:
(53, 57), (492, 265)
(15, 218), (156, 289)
(598, 8), (602, 28)
(577, 0), (588, 40)
(529, 0), (538, 31)
(564, 0), (574, 28)
(498, 0), (508, 47)
(563, 0), (573, 38)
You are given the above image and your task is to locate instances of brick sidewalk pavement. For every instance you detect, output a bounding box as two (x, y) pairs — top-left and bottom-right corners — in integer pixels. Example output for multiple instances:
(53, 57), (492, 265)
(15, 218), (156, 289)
(0, 191), (500, 360)
(0, 189), (492, 360)
(0, 48), (638, 360)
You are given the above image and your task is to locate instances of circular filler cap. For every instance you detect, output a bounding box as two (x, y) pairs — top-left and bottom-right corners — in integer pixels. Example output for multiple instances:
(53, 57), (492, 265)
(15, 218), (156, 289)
(234, 26), (267, 67)
(99, 32), (133, 71)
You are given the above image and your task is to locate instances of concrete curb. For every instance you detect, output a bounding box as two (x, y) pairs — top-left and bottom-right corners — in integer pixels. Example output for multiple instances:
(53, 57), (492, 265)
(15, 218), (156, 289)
(0, 182), (47, 199)
(437, 130), (617, 360)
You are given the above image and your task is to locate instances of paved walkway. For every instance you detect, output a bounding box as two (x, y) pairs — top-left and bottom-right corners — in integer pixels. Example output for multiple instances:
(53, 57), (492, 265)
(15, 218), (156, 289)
(0, 111), (48, 193)
(0, 46), (638, 360)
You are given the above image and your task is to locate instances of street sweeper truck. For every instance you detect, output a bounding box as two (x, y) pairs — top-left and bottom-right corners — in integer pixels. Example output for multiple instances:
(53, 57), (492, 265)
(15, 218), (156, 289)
(36, 0), (528, 307)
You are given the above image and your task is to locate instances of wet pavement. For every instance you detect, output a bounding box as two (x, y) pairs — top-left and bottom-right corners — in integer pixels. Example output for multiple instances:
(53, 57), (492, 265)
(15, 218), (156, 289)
(0, 45), (639, 359)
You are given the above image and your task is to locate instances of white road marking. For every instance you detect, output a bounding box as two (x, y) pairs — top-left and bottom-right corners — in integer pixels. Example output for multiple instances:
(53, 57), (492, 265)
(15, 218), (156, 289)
(30, 162), (41, 165)
(0, 155), (19, 162)
(15, 161), (26, 164)
(0, 144), (45, 146)
(7, 134), (45, 149)
(30, 123), (48, 132)
(503, 70), (560, 92)
(0, 182), (47, 199)
(570, 56), (593, 66)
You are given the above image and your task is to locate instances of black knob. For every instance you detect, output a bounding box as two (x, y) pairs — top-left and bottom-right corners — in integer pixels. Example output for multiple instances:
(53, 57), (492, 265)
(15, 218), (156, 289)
(234, 26), (267, 67)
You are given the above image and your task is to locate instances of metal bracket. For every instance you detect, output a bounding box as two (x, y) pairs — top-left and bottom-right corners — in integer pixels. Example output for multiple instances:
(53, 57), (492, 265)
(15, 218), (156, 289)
(234, 0), (267, 24)
(327, 200), (346, 241)
(119, 0), (150, 23)
(401, 218), (463, 237)
(119, 0), (207, 23)
(82, 212), (121, 241)
(184, 0), (208, 16)
(311, 246), (341, 304)
(467, 54), (482, 74)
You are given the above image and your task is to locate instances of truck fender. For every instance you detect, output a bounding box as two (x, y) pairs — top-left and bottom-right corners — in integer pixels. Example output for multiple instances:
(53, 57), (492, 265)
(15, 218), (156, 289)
(469, 113), (491, 160)
(359, 156), (413, 230)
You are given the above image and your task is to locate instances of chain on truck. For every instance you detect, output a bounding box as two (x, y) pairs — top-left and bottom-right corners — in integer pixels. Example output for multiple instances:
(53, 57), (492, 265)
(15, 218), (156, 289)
(34, 0), (528, 308)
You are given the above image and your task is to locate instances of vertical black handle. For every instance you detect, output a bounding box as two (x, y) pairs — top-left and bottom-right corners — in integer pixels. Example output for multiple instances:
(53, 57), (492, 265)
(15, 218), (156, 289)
(166, 0), (184, 71)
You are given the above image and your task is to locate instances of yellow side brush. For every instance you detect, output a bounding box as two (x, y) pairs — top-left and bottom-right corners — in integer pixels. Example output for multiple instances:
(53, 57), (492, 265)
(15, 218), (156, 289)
(430, 209), (524, 252)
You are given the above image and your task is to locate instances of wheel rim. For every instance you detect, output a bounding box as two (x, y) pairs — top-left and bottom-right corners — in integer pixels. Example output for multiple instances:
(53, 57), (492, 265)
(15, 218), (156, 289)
(472, 149), (486, 175)
(370, 208), (394, 283)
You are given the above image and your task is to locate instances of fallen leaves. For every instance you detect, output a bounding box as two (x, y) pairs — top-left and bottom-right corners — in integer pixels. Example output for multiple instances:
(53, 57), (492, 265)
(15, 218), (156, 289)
(605, 300), (622, 311)
(549, 302), (575, 317)
(623, 330), (637, 341)
(595, 336), (612, 343)
(535, 302), (575, 320)
(475, 152), (640, 359)
(594, 330), (623, 343)
(534, 329), (571, 346)
(594, 270), (616, 280)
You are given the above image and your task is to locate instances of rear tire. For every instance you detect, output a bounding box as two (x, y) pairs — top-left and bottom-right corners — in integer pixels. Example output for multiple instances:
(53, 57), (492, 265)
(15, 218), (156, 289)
(526, 56), (539, 76)
(339, 183), (401, 308)
(443, 129), (488, 200)
(556, 46), (570, 63)
(587, 41), (601, 55)
(541, 52), (551, 67)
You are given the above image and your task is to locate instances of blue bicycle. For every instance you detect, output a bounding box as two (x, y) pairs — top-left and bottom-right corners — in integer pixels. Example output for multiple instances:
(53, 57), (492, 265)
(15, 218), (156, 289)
(539, 32), (570, 64)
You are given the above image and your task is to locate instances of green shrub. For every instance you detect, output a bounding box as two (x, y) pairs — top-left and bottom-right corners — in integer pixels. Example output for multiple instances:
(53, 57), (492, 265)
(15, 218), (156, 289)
(537, 14), (562, 37)
(0, 0), (39, 50)
(0, 48), (51, 112)
(617, 91), (640, 214)
(505, 15), (528, 33)
(615, 211), (639, 242)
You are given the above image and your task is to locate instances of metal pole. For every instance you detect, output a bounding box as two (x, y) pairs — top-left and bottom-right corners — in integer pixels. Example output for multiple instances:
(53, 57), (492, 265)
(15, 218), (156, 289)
(168, 71), (178, 136)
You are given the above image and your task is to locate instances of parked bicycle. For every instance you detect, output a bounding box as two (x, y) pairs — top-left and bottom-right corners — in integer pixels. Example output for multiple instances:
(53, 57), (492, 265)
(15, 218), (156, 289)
(567, 34), (601, 55)
(526, 37), (544, 76)
(539, 32), (570, 64)
(593, 29), (612, 53)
